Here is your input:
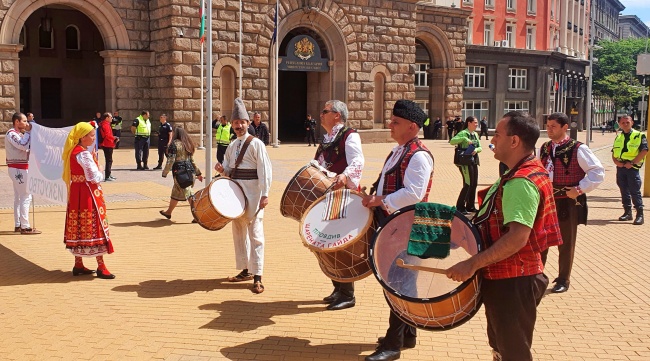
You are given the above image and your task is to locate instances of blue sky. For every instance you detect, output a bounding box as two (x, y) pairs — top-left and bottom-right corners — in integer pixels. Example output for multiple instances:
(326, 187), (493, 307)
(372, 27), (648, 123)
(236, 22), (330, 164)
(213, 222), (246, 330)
(621, 0), (650, 29)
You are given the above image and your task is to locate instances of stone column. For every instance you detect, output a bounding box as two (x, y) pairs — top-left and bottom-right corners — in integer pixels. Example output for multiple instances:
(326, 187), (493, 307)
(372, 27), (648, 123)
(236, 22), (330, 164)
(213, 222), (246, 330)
(99, 50), (154, 123)
(445, 67), (465, 119)
(430, 68), (447, 122)
(0, 44), (23, 132)
(536, 66), (552, 126)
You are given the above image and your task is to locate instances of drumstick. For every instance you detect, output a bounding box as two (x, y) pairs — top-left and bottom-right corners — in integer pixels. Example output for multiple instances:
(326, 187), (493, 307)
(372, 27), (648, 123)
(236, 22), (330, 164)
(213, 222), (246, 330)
(360, 186), (369, 196)
(248, 208), (262, 225)
(396, 258), (446, 275)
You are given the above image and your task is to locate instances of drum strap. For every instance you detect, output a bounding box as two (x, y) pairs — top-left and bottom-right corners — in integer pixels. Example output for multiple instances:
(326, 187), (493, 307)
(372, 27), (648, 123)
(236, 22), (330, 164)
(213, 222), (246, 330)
(234, 135), (254, 169)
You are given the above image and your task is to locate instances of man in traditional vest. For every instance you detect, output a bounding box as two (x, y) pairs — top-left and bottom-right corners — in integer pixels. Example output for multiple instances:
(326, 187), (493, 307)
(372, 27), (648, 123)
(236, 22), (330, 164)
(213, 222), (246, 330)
(612, 115), (648, 225)
(131, 110), (152, 170)
(5, 112), (41, 234)
(446, 111), (562, 361)
(111, 111), (123, 149)
(215, 115), (232, 164)
(362, 100), (433, 361)
(215, 98), (272, 294)
(314, 100), (365, 311)
(539, 112), (604, 294)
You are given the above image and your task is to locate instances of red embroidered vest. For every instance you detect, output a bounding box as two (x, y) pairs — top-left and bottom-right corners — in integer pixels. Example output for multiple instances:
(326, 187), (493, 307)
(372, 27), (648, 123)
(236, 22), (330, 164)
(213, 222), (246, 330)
(540, 140), (585, 193)
(474, 154), (562, 280)
(373, 137), (433, 201)
(315, 126), (356, 174)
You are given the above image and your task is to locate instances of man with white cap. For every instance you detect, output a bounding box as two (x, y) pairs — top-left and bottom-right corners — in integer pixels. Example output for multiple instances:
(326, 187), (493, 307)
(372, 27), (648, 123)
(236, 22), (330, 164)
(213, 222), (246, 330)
(215, 98), (272, 294)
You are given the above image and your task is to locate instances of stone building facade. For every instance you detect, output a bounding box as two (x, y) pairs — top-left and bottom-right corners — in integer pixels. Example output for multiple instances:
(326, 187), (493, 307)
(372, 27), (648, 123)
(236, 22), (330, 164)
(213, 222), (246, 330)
(0, 0), (468, 144)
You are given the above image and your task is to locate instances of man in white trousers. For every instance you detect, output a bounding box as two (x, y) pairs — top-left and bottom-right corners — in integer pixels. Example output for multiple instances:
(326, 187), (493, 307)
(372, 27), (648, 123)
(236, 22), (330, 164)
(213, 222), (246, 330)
(215, 98), (272, 294)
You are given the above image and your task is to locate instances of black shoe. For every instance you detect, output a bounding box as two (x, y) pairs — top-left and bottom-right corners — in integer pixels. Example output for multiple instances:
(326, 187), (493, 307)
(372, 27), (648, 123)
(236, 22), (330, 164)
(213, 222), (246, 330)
(72, 267), (95, 276)
(458, 209), (470, 215)
(153, 165), (162, 170)
(619, 208), (633, 221)
(96, 269), (116, 279)
(365, 349), (401, 361)
(137, 165), (144, 170)
(466, 207), (479, 213)
(143, 165), (150, 170)
(634, 209), (644, 225)
(323, 290), (341, 303)
(377, 337), (416, 349)
(326, 296), (356, 310)
(551, 282), (568, 293)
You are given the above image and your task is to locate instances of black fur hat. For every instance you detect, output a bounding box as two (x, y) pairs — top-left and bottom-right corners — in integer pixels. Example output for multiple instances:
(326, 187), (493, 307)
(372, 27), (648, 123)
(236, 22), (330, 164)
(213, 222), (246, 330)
(392, 100), (427, 128)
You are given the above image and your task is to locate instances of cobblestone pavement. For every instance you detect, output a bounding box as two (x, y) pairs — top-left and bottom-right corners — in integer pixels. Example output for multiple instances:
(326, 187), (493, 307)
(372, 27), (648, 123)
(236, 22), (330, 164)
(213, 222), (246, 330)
(1, 130), (648, 361)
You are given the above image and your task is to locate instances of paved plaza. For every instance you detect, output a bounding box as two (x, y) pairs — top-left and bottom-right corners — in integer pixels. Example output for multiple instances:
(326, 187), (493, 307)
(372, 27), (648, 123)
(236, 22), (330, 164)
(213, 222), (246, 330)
(1, 130), (649, 361)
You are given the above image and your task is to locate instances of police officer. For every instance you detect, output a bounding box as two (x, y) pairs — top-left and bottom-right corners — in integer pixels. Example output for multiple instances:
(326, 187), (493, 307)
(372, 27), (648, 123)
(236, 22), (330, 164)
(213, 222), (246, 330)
(112, 111), (123, 149)
(612, 115), (648, 225)
(131, 110), (152, 170)
(153, 114), (173, 170)
(214, 115), (233, 164)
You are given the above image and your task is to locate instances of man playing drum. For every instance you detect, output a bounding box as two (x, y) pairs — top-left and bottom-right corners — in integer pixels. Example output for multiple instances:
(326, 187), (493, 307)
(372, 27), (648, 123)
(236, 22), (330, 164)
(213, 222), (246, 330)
(215, 98), (273, 294)
(446, 111), (562, 361)
(362, 100), (433, 361)
(315, 99), (364, 311)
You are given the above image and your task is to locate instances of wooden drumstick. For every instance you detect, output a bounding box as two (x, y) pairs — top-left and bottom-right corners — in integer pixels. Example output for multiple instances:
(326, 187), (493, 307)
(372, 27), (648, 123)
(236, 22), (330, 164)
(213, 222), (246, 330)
(248, 208), (262, 225)
(396, 258), (446, 275)
(360, 186), (369, 196)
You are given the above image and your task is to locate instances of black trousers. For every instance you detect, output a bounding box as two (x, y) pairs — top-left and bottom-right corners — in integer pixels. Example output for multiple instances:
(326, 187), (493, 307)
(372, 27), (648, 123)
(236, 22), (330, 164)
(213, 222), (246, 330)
(102, 147), (113, 179)
(134, 136), (150, 167)
(483, 274), (548, 361)
(456, 163), (478, 211)
(447, 128), (454, 140)
(306, 129), (316, 145)
(331, 280), (354, 298)
(380, 310), (417, 351)
(112, 129), (121, 148)
(216, 144), (228, 164)
(157, 143), (167, 167)
(540, 197), (582, 285)
(480, 128), (489, 140)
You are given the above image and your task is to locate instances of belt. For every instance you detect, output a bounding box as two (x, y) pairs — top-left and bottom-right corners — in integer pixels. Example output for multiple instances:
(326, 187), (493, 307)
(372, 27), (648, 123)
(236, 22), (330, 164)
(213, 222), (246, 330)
(231, 168), (258, 180)
(71, 175), (86, 183)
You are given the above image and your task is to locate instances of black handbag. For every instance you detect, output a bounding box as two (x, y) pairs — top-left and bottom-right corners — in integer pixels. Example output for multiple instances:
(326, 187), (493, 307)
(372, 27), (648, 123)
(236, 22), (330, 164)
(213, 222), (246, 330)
(173, 162), (194, 188)
(454, 147), (475, 166)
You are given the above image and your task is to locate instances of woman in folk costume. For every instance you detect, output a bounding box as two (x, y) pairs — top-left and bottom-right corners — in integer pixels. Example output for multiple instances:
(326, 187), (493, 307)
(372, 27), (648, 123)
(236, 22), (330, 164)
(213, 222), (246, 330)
(159, 127), (203, 219)
(62, 121), (115, 279)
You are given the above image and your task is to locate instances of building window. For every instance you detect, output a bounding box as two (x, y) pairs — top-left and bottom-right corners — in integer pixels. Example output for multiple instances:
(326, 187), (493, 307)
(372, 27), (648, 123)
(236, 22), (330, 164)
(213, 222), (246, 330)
(504, 100), (529, 113)
(526, 27), (535, 50)
(415, 63), (429, 87)
(484, 23), (493, 46)
(39, 25), (53, 49)
(464, 66), (486, 88)
(462, 101), (490, 126)
(527, 0), (536, 14)
(509, 68), (528, 90)
(506, 0), (515, 11)
(506, 25), (514, 47)
(415, 100), (429, 115)
(65, 25), (80, 50)
(485, 0), (494, 8)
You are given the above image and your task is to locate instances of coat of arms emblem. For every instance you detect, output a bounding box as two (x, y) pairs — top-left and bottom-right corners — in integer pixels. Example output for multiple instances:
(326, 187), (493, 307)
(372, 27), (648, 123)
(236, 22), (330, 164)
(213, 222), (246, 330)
(294, 37), (315, 60)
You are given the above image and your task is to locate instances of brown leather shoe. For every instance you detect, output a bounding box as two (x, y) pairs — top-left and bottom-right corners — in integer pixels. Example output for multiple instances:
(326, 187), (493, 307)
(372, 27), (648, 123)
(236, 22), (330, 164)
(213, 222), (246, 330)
(252, 281), (265, 294)
(14, 227), (20, 232)
(228, 271), (253, 282)
(20, 228), (42, 235)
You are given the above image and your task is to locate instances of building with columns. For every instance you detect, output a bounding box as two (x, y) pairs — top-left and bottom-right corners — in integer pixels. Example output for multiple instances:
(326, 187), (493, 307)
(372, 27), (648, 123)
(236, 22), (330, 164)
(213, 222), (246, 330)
(0, 0), (470, 145)
(618, 15), (650, 40)
(592, 0), (624, 42)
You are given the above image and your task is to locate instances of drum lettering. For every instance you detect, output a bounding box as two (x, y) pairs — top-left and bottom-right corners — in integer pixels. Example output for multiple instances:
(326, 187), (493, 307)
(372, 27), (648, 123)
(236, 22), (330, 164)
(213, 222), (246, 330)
(313, 227), (340, 240)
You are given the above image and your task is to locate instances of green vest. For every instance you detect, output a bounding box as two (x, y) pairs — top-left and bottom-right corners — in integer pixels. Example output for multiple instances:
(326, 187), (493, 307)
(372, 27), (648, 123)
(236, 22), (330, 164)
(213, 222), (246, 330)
(112, 117), (122, 130)
(135, 115), (151, 136)
(215, 124), (231, 145)
(613, 129), (645, 168)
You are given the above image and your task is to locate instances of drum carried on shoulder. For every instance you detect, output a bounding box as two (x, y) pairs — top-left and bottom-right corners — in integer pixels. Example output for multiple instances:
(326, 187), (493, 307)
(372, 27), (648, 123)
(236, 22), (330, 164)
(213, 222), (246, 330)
(190, 177), (247, 231)
(299, 189), (376, 282)
(280, 162), (336, 221)
(369, 204), (483, 330)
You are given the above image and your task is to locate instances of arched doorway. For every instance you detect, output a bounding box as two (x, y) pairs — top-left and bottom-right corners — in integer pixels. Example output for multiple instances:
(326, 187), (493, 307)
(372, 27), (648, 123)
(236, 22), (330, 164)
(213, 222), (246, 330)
(414, 39), (432, 120)
(18, 5), (105, 127)
(278, 27), (330, 142)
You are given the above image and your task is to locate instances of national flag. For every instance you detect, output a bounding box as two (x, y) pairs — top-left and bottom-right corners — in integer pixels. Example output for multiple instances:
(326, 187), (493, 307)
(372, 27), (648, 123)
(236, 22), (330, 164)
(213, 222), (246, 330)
(199, 0), (206, 44)
(271, 3), (278, 45)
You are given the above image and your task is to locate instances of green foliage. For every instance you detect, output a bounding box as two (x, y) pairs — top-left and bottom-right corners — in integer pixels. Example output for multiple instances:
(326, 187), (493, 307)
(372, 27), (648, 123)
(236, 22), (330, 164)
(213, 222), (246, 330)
(593, 38), (649, 109)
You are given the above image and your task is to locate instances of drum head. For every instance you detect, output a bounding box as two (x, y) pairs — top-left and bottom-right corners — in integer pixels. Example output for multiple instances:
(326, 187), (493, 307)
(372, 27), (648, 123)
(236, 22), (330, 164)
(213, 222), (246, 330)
(300, 190), (372, 251)
(370, 204), (483, 330)
(208, 178), (246, 219)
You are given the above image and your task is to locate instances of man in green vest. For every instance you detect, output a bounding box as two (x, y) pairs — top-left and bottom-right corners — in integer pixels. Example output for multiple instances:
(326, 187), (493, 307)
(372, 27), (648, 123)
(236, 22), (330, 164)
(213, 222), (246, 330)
(131, 110), (152, 170)
(214, 115), (234, 163)
(612, 115), (648, 225)
(111, 111), (123, 149)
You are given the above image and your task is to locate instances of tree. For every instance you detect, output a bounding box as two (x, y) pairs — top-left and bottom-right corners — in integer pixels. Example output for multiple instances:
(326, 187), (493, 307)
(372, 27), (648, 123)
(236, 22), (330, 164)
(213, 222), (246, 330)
(593, 38), (648, 121)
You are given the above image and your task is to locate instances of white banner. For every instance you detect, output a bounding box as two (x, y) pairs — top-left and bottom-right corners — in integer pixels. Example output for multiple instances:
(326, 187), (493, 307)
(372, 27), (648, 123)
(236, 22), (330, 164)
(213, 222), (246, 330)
(28, 124), (74, 205)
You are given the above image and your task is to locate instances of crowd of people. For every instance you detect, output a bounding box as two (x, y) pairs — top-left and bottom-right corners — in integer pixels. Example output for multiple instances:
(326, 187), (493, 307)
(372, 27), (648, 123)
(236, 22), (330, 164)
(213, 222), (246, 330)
(4, 102), (646, 361)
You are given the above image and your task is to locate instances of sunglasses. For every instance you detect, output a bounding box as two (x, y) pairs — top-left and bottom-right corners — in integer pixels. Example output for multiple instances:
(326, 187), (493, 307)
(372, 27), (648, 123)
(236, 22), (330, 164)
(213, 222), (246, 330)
(321, 109), (338, 115)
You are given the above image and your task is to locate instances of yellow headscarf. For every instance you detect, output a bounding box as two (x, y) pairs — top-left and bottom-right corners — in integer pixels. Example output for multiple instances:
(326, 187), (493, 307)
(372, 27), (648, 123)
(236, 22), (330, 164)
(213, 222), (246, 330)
(62, 122), (96, 191)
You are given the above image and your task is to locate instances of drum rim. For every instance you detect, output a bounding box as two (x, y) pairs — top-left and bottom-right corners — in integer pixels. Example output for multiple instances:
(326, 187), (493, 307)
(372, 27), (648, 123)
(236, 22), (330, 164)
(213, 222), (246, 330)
(207, 177), (248, 220)
(280, 163), (336, 218)
(384, 289), (483, 331)
(369, 204), (484, 304)
(299, 189), (374, 253)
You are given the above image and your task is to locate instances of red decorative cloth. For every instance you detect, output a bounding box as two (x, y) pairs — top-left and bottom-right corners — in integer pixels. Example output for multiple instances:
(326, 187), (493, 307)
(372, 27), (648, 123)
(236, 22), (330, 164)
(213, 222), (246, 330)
(379, 137), (433, 201)
(64, 145), (114, 257)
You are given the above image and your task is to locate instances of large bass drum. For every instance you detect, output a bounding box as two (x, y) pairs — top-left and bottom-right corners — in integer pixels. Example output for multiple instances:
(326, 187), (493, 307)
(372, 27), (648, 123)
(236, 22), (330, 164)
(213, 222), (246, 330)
(370, 204), (483, 330)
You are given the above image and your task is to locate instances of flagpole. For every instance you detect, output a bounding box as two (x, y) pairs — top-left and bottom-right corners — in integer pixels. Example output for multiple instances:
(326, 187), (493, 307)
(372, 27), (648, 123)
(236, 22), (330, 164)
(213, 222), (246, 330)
(199, 38), (205, 149)
(272, 1), (279, 148)
(239, 0), (243, 97)
(205, 0), (213, 184)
